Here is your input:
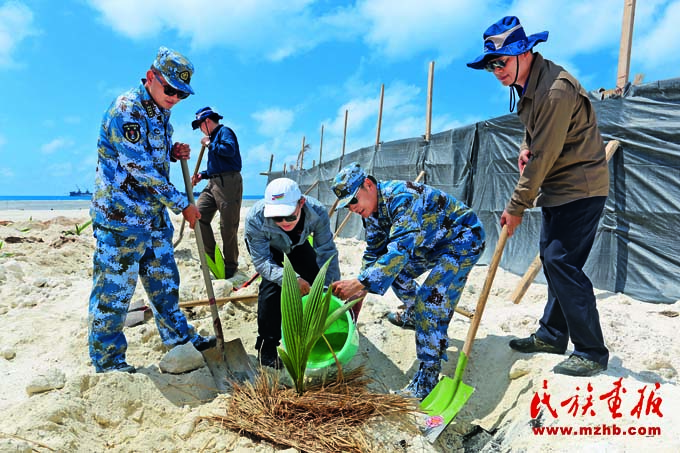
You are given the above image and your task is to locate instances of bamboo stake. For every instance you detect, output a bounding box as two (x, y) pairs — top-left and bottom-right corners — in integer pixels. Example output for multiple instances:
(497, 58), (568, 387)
(376, 84), (384, 146)
(616, 0), (636, 89)
(299, 136), (306, 170)
(319, 124), (324, 166)
(425, 61), (434, 142)
(340, 109), (348, 168)
(510, 140), (621, 304)
(180, 293), (259, 309)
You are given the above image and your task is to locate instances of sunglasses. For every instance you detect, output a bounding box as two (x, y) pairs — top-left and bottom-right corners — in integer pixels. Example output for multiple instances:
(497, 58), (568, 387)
(485, 58), (509, 72)
(153, 71), (190, 99)
(272, 201), (302, 223)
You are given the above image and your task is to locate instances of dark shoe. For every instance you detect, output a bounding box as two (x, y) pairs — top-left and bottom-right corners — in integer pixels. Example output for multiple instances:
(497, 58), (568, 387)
(398, 362), (440, 400)
(98, 362), (136, 374)
(509, 334), (565, 355)
(193, 335), (217, 352)
(554, 354), (606, 377)
(387, 311), (415, 330)
(224, 269), (237, 279)
(258, 343), (283, 370)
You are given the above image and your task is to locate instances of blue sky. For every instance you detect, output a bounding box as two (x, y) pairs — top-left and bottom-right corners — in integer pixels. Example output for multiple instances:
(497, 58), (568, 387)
(0, 0), (678, 197)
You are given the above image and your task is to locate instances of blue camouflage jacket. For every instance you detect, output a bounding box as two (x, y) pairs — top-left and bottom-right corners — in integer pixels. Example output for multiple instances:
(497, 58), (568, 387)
(244, 196), (341, 287)
(90, 82), (189, 232)
(199, 124), (241, 178)
(358, 180), (485, 295)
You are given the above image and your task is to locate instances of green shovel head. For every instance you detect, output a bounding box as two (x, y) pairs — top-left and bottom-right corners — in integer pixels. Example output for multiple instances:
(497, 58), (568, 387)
(419, 352), (474, 443)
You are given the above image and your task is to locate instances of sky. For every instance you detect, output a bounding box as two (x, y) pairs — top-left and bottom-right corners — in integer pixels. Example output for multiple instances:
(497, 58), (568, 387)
(0, 0), (678, 197)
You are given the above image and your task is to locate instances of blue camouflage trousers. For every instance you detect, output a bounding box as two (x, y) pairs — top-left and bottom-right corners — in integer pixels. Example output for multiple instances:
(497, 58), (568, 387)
(88, 225), (199, 372)
(392, 250), (482, 364)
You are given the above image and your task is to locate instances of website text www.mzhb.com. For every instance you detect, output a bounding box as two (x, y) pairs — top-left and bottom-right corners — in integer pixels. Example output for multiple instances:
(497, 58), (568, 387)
(533, 424), (661, 436)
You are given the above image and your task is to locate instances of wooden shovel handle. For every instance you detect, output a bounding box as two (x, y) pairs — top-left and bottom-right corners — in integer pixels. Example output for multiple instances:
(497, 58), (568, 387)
(461, 225), (509, 356)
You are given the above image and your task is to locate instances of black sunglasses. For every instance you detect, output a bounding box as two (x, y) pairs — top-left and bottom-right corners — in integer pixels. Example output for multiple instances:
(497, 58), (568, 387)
(272, 212), (299, 223)
(272, 201), (302, 223)
(485, 58), (509, 72)
(153, 71), (190, 99)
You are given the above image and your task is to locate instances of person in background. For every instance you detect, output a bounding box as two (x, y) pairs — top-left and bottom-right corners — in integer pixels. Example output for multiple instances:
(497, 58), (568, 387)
(89, 46), (215, 374)
(467, 16), (610, 376)
(191, 107), (242, 277)
(244, 178), (340, 369)
(331, 163), (485, 399)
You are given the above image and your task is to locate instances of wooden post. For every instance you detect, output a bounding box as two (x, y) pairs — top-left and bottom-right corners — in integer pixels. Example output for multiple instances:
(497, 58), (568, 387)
(616, 0), (636, 89)
(299, 136), (306, 170)
(340, 109), (348, 168)
(319, 124), (324, 166)
(510, 140), (621, 304)
(425, 61), (435, 142)
(376, 84), (384, 146)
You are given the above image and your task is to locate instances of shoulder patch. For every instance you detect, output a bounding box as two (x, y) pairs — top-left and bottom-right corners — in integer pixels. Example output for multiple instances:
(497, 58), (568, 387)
(123, 123), (141, 143)
(141, 100), (156, 117)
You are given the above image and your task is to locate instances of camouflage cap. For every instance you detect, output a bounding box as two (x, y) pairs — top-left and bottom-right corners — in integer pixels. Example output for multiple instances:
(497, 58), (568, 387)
(152, 46), (195, 95)
(332, 162), (367, 208)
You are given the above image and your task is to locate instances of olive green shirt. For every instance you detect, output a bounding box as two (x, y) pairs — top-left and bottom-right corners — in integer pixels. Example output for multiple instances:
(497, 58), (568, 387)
(508, 53), (609, 216)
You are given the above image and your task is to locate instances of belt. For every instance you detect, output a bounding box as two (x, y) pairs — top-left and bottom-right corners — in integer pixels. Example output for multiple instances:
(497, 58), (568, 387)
(205, 171), (239, 179)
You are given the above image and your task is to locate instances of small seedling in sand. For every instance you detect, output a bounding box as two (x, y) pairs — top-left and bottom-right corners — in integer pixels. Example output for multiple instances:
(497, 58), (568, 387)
(63, 219), (92, 236)
(278, 254), (362, 395)
(205, 244), (226, 279)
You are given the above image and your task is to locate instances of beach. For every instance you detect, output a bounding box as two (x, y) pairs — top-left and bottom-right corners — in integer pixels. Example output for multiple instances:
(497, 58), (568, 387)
(0, 203), (678, 452)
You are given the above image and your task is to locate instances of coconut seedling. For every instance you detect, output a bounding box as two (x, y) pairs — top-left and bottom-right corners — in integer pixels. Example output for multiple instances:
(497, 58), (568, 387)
(277, 254), (363, 395)
(205, 244), (226, 280)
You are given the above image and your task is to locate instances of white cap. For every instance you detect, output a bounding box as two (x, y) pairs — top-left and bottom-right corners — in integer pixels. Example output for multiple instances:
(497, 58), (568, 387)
(263, 178), (302, 217)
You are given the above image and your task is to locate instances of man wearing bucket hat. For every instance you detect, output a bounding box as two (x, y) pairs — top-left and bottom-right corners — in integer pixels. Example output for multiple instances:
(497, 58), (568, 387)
(468, 16), (610, 377)
(244, 178), (340, 369)
(190, 107), (243, 277)
(89, 46), (216, 374)
(331, 163), (485, 399)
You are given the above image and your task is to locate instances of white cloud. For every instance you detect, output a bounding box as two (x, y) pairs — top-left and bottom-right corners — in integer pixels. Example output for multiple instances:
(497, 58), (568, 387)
(86, 0), (363, 61)
(0, 166), (14, 178)
(252, 108), (295, 137)
(0, 1), (37, 66)
(41, 137), (75, 154)
(633, 1), (680, 77)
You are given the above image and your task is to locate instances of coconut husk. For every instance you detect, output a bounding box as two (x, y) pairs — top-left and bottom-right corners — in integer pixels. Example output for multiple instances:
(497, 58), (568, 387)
(201, 366), (417, 453)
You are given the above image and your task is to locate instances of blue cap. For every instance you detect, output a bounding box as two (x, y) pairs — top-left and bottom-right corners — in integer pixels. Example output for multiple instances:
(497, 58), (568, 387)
(467, 16), (548, 70)
(152, 46), (195, 95)
(332, 162), (367, 208)
(192, 107), (223, 129)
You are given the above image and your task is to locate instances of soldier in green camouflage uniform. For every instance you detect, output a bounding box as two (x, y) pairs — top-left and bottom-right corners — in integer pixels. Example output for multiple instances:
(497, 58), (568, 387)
(332, 163), (485, 399)
(88, 47), (214, 374)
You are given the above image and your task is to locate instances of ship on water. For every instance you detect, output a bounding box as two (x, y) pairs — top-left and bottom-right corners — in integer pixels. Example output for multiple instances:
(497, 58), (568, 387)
(69, 186), (92, 197)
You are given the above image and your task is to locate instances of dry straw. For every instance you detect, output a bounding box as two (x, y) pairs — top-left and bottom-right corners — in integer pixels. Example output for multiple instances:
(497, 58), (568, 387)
(202, 366), (417, 453)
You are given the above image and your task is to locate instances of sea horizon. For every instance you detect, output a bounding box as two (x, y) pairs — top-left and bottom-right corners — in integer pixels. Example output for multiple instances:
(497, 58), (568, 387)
(0, 195), (261, 211)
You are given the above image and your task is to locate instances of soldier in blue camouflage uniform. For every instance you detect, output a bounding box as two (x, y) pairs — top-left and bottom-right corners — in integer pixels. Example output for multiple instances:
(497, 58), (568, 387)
(331, 163), (485, 399)
(89, 47), (215, 374)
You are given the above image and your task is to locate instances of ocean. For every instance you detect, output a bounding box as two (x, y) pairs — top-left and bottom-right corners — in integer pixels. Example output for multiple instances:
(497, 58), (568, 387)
(0, 195), (261, 211)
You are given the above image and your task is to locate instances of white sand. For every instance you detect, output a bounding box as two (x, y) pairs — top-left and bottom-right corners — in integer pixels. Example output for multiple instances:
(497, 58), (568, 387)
(0, 208), (678, 452)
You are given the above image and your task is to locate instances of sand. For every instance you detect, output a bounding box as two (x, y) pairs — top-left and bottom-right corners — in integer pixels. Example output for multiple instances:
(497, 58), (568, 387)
(0, 207), (678, 452)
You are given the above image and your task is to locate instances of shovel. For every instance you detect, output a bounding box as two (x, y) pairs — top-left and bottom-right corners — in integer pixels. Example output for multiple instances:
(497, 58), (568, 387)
(180, 158), (255, 387)
(174, 144), (206, 248)
(420, 224), (509, 442)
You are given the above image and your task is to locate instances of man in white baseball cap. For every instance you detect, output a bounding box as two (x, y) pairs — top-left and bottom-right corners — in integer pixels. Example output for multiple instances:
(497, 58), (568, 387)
(244, 178), (340, 368)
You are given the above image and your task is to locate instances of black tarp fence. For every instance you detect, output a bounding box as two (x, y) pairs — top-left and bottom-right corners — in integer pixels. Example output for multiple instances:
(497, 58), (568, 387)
(268, 78), (680, 304)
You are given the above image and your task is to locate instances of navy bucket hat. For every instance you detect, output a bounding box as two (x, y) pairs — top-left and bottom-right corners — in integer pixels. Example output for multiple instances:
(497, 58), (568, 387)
(192, 107), (224, 130)
(467, 16), (548, 70)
